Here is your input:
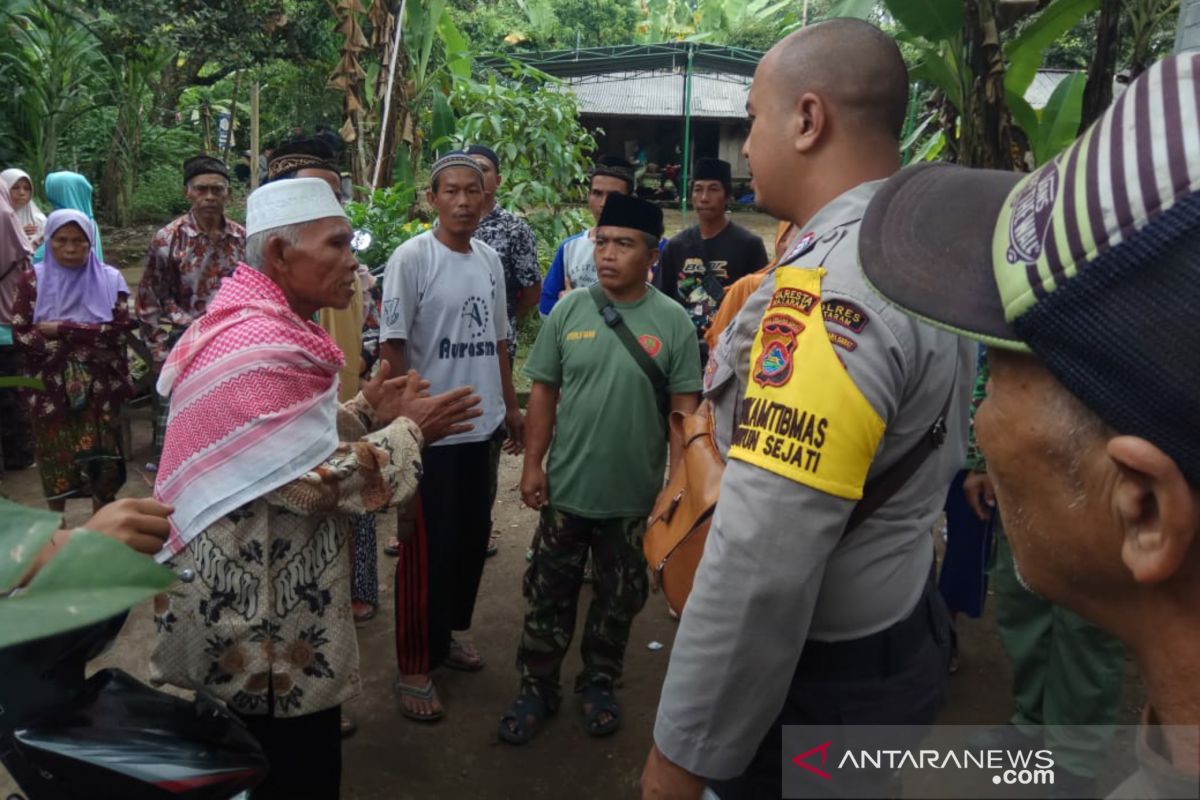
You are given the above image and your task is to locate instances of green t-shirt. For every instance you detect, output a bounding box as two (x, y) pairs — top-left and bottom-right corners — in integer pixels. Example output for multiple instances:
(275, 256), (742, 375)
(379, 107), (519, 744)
(525, 285), (702, 518)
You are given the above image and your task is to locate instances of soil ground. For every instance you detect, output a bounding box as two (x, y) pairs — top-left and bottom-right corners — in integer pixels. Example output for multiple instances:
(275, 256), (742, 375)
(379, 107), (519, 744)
(2, 210), (1145, 798)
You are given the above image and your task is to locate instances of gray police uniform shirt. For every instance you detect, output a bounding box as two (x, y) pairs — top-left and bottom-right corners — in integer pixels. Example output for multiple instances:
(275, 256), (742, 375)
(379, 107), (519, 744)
(653, 180), (976, 779)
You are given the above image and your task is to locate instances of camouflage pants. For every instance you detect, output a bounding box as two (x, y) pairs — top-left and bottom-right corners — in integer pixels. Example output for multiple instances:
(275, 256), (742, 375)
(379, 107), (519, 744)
(516, 507), (649, 703)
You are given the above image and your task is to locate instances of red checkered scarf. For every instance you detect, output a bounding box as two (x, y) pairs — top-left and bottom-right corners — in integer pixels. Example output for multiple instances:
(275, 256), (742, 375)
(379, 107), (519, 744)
(154, 264), (345, 560)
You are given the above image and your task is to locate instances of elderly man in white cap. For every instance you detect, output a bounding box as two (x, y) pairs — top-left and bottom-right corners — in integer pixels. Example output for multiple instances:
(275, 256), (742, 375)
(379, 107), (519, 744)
(148, 178), (482, 800)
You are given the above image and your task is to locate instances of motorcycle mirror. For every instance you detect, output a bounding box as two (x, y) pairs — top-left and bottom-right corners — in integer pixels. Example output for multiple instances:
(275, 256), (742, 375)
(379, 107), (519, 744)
(351, 230), (372, 253)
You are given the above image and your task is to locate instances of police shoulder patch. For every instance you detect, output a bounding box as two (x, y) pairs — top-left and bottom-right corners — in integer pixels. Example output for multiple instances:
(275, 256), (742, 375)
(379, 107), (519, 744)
(729, 268), (885, 500)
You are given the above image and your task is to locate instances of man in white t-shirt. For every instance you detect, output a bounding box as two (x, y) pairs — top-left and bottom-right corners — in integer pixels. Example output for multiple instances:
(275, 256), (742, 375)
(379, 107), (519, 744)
(379, 154), (524, 722)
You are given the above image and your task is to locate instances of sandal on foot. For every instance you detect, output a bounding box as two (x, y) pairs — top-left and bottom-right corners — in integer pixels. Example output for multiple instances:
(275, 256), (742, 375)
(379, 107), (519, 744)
(486, 532), (500, 558)
(445, 637), (484, 672)
(580, 683), (621, 738)
(352, 601), (377, 623)
(340, 715), (357, 738)
(383, 537), (401, 556)
(396, 678), (444, 722)
(498, 691), (557, 745)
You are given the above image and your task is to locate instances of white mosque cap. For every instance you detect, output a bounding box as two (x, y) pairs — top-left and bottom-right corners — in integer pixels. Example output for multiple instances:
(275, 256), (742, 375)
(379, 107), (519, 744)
(245, 177), (347, 237)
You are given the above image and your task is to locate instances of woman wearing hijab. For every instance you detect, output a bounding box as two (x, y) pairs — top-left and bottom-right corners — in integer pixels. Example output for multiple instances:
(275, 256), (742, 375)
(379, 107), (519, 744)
(0, 181), (37, 472)
(34, 171), (103, 263)
(11, 209), (134, 512)
(0, 168), (47, 247)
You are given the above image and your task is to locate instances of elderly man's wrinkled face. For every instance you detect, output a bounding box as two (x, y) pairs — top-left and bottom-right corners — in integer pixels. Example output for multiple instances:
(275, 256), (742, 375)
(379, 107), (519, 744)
(276, 217), (357, 314)
(185, 176), (230, 218)
(974, 350), (1130, 612)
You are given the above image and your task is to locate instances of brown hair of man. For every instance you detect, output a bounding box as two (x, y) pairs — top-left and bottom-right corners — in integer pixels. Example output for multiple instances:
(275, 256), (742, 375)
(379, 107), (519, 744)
(743, 18), (908, 229)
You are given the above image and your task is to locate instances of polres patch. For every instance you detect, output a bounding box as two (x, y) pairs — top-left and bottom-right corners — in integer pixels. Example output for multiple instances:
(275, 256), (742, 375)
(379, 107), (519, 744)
(1006, 162), (1059, 265)
(822, 300), (870, 334)
(753, 315), (803, 387)
(639, 334), (663, 357)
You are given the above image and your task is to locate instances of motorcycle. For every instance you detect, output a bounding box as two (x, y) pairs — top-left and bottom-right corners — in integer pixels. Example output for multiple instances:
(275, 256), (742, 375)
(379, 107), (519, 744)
(0, 614), (268, 800)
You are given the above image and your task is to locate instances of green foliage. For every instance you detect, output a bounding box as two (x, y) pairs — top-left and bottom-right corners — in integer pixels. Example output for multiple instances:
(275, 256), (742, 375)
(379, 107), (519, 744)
(449, 64), (596, 258)
(452, 0), (643, 49)
(1003, 0), (1100, 100)
(1033, 72), (1087, 164)
(130, 166), (192, 224)
(0, 498), (176, 648)
(0, 0), (108, 187)
(345, 184), (433, 272)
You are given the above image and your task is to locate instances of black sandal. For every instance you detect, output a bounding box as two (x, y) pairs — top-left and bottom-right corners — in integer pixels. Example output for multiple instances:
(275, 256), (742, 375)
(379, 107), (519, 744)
(580, 683), (621, 737)
(498, 690), (557, 745)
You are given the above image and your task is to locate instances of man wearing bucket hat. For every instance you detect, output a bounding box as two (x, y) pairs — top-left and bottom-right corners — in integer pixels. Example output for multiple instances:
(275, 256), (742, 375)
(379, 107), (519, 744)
(858, 54), (1200, 799)
(149, 178), (481, 799)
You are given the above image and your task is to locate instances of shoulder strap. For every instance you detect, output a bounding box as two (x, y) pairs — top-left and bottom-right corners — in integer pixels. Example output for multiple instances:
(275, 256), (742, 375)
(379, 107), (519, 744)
(843, 358), (958, 535)
(588, 283), (669, 417)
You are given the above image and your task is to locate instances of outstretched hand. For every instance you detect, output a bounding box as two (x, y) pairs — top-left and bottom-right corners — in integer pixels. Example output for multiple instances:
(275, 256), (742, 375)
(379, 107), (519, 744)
(364, 359), (428, 422)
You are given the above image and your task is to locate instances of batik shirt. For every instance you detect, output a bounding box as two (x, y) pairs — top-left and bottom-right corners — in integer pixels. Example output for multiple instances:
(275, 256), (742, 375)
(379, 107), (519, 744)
(474, 205), (539, 357)
(10, 269), (135, 421)
(136, 212), (245, 362)
(150, 397), (424, 718)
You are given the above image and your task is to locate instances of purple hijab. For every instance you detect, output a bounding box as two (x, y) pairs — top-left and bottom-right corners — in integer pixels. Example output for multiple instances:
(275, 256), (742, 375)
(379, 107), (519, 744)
(33, 210), (128, 324)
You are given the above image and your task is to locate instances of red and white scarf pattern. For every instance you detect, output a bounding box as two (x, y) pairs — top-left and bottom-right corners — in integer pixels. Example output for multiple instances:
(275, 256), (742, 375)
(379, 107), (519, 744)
(154, 265), (345, 561)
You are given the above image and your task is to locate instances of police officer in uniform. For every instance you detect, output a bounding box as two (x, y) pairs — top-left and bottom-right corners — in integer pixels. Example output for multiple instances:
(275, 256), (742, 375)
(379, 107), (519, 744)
(641, 20), (975, 799)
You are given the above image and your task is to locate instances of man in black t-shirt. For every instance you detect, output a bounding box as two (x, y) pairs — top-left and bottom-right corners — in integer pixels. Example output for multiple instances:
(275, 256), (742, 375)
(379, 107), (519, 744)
(655, 158), (769, 354)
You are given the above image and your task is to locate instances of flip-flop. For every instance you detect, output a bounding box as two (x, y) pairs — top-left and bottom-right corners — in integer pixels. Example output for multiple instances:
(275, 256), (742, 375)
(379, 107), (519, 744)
(445, 638), (484, 672)
(396, 678), (444, 722)
(383, 538), (401, 557)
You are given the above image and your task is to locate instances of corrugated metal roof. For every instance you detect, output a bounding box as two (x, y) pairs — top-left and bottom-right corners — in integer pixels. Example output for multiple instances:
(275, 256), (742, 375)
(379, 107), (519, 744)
(564, 67), (1105, 118)
(564, 71), (751, 119)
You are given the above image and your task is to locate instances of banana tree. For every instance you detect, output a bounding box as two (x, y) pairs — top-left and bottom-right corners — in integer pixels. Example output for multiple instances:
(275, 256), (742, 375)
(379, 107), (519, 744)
(329, 0), (471, 193)
(0, 0), (108, 190)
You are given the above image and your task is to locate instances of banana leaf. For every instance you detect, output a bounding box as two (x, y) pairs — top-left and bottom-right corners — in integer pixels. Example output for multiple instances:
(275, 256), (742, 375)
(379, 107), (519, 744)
(0, 499), (176, 649)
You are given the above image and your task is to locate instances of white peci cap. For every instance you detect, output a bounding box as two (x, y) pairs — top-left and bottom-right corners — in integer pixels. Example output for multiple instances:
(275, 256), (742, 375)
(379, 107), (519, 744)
(245, 177), (347, 237)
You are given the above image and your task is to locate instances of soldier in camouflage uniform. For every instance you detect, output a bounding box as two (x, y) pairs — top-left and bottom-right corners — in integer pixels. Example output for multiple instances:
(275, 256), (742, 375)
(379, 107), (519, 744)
(499, 194), (701, 745)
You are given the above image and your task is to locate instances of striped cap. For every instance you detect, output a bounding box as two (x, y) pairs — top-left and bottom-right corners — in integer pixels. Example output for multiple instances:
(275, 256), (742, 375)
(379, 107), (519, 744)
(859, 54), (1200, 483)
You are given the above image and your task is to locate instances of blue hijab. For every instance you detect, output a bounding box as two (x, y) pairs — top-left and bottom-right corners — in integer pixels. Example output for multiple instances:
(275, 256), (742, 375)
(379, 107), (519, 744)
(34, 171), (103, 262)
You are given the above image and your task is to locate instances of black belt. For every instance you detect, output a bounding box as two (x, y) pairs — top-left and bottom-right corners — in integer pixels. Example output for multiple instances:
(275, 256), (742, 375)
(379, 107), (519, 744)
(794, 572), (944, 681)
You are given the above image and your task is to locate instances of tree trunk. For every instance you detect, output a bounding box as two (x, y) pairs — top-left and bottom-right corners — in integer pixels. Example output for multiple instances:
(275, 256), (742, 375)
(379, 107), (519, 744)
(959, 0), (1016, 169)
(1080, 0), (1122, 132)
(153, 59), (207, 127)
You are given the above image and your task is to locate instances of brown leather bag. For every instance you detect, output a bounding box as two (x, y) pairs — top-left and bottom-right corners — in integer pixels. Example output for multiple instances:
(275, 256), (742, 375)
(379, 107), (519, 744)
(643, 372), (958, 616)
(644, 401), (724, 616)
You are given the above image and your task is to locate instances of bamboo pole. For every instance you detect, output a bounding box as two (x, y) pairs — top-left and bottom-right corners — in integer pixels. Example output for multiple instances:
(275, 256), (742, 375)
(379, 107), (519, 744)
(680, 42), (694, 224)
(372, 0), (407, 193)
(250, 82), (261, 191)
